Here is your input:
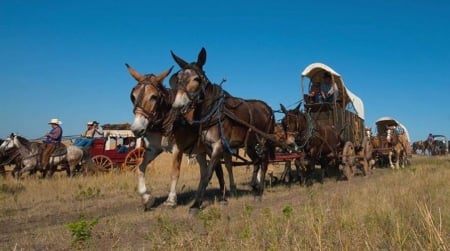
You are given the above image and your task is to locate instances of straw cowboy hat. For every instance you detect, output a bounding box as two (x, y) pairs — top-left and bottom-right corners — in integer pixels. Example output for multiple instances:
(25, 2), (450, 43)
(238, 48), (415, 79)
(87, 121), (94, 125)
(48, 118), (62, 125)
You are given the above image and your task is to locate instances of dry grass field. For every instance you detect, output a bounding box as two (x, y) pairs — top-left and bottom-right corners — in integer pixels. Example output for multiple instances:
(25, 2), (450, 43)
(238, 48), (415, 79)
(0, 153), (449, 250)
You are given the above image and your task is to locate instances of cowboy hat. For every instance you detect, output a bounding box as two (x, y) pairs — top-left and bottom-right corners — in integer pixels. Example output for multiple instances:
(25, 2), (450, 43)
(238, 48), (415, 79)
(48, 118), (62, 125)
(87, 121), (93, 125)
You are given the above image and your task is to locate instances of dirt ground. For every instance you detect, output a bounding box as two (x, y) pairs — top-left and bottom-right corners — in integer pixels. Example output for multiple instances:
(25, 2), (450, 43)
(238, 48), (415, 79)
(0, 153), (446, 250)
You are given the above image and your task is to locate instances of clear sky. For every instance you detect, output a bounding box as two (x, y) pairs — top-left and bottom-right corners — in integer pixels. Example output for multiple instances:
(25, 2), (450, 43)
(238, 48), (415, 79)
(0, 0), (449, 142)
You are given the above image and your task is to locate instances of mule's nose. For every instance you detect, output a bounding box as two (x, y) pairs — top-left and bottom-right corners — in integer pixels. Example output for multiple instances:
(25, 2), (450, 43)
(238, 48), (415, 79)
(132, 128), (145, 138)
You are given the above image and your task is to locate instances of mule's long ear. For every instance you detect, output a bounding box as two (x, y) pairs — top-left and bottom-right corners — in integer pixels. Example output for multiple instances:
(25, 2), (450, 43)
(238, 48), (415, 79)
(197, 47), (207, 68)
(125, 63), (145, 82)
(280, 104), (288, 114)
(171, 51), (188, 68)
(295, 103), (301, 111)
(156, 66), (174, 83)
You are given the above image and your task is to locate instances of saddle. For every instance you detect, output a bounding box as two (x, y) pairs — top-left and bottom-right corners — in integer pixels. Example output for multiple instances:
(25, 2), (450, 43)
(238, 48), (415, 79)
(52, 144), (67, 157)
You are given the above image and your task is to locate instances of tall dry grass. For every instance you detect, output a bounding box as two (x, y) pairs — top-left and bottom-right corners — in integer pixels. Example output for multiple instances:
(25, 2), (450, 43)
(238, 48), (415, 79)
(0, 154), (449, 250)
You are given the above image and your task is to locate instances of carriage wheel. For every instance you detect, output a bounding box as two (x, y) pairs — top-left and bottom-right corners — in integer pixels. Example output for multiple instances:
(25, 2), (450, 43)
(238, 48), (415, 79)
(92, 155), (114, 172)
(341, 141), (356, 180)
(122, 147), (144, 172)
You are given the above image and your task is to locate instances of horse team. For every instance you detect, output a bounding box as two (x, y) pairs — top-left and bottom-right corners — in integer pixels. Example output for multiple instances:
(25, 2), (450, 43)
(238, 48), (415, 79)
(0, 48), (416, 214)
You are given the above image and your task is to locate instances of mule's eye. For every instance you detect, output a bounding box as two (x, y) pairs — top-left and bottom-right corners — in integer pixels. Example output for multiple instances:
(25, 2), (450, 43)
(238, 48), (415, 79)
(149, 96), (157, 104)
(130, 89), (136, 103)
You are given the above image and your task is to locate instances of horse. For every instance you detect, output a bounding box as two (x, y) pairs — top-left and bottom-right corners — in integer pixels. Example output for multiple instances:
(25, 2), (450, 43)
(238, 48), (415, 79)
(0, 133), (89, 178)
(279, 103), (353, 181)
(170, 47), (275, 214)
(386, 126), (408, 169)
(126, 63), (235, 211)
(0, 138), (22, 178)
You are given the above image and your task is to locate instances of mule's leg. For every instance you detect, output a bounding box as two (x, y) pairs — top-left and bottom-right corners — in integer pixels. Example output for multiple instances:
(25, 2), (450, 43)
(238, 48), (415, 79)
(395, 149), (400, 169)
(388, 151), (395, 169)
(138, 146), (162, 211)
(223, 152), (237, 196)
(213, 161), (228, 204)
(190, 145), (221, 215)
(164, 145), (183, 207)
(254, 158), (269, 201)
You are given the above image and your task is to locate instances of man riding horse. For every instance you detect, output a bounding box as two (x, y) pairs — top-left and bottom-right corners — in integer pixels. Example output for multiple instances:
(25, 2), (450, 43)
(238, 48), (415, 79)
(41, 118), (63, 172)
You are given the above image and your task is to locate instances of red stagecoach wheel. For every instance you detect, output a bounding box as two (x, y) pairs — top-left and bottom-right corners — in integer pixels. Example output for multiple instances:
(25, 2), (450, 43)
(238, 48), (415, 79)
(122, 147), (144, 172)
(92, 155), (114, 172)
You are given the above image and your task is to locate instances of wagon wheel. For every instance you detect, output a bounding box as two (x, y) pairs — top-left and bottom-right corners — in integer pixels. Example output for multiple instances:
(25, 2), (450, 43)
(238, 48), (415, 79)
(341, 141), (356, 180)
(122, 147), (144, 172)
(92, 155), (114, 172)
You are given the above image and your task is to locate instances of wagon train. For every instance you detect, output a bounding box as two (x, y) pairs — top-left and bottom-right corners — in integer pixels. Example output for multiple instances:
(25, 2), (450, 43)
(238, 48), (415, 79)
(126, 48), (374, 213)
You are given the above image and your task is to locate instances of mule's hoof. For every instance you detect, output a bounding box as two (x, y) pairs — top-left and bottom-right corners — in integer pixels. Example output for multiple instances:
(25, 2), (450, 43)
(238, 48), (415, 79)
(163, 200), (177, 208)
(142, 193), (156, 211)
(189, 207), (200, 216)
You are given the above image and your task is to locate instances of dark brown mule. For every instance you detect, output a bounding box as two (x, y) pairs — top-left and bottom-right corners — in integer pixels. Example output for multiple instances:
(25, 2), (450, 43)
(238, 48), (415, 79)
(170, 48), (275, 214)
(127, 64), (233, 211)
(280, 103), (346, 182)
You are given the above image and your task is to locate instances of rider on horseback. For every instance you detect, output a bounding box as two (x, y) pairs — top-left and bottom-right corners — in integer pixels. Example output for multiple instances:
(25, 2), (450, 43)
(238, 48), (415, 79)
(41, 118), (63, 171)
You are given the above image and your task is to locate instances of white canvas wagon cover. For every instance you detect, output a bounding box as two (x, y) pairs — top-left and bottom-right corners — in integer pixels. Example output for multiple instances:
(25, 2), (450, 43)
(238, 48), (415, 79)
(301, 62), (364, 120)
(375, 116), (411, 143)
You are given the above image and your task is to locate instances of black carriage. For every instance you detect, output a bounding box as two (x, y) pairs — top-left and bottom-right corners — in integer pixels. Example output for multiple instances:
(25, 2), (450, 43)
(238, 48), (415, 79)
(88, 123), (145, 172)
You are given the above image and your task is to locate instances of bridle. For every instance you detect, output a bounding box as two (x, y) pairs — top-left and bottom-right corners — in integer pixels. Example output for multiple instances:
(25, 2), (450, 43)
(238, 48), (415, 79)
(282, 111), (314, 149)
(175, 67), (208, 102)
(131, 75), (166, 124)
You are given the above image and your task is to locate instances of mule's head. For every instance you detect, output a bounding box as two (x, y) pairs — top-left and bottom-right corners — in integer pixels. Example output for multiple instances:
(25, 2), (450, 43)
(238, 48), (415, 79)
(280, 103), (303, 147)
(127, 63), (173, 137)
(170, 47), (208, 110)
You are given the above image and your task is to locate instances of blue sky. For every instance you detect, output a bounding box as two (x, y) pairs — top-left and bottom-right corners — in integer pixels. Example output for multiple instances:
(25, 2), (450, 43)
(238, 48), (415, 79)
(0, 0), (449, 142)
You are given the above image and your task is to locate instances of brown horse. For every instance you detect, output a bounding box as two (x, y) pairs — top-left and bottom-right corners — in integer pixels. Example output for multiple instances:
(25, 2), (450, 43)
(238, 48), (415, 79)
(126, 64), (234, 211)
(386, 126), (408, 169)
(170, 48), (275, 214)
(279, 103), (355, 181)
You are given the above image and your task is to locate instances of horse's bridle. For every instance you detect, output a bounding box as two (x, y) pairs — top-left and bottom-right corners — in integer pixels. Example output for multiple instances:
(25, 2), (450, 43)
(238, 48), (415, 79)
(176, 67), (208, 103)
(131, 75), (165, 124)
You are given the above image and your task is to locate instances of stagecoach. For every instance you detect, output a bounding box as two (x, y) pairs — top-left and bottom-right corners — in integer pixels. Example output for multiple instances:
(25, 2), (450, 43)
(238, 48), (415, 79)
(88, 123), (145, 171)
(370, 117), (411, 167)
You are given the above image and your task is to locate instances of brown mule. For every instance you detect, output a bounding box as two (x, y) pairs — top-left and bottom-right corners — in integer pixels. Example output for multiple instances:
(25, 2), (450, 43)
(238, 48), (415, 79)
(126, 63), (234, 211)
(279, 103), (345, 182)
(170, 48), (276, 214)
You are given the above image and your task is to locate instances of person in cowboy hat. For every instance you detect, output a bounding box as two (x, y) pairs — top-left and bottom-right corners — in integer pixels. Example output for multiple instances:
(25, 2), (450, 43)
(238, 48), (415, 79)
(40, 118), (63, 171)
(73, 121), (103, 147)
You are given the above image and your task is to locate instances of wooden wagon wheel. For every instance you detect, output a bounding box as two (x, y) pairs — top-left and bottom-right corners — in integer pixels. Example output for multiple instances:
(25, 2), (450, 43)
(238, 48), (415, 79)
(92, 155), (114, 172)
(122, 147), (144, 172)
(341, 141), (356, 180)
